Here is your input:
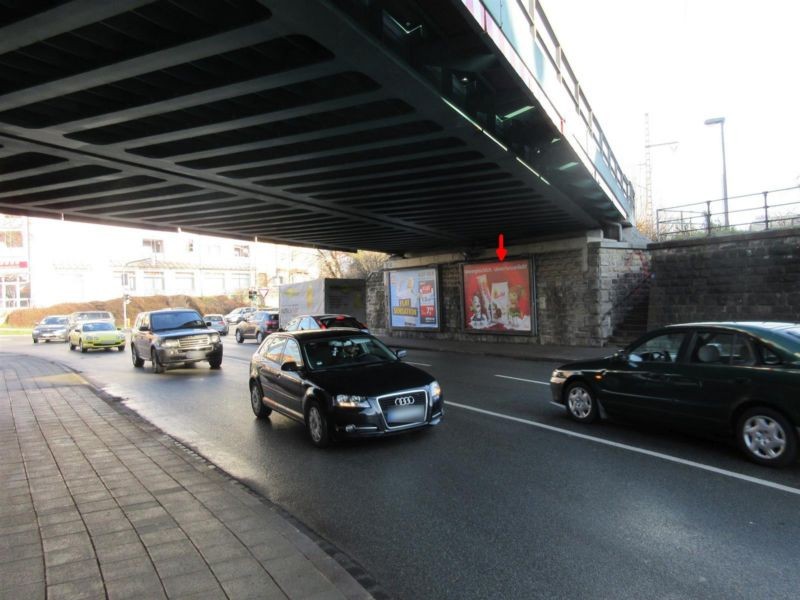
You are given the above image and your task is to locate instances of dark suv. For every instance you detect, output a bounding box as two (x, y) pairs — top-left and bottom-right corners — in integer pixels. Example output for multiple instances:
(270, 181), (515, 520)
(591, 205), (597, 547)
(131, 309), (223, 373)
(235, 310), (280, 344)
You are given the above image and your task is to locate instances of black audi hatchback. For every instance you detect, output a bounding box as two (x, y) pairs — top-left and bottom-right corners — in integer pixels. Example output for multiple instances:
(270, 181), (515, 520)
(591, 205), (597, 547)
(248, 329), (443, 447)
(550, 321), (800, 467)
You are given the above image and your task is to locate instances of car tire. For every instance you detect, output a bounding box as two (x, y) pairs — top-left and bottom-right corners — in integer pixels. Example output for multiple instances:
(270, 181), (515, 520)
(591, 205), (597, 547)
(250, 381), (272, 419)
(256, 331), (264, 344)
(69, 340), (75, 351)
(737, 407), (797, 468)
(564, 380), (599, 423)
(117, 345), (125, 352)
(235, 329), (244, 344)
(131, 345), (144, 367)
(305, 400), (331, 448)
(32, 337), (38, 344)
(80, 339), (88, 353)
(209, 356), (222, 369)
(151, 348), (165, 374)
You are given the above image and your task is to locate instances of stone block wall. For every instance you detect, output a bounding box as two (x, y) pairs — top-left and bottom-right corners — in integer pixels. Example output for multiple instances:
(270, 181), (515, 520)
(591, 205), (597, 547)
(648, 229), (800, 327)
(365, 236), (650, 347)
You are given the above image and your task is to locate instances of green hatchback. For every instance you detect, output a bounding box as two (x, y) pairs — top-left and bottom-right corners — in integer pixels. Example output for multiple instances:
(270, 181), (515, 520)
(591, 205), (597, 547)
(550, 322), (800, 467)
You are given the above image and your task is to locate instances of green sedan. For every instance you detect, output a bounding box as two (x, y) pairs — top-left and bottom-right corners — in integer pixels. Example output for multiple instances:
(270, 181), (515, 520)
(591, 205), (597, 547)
(69, 321), (126, 353)
(551, 321), (800, 467)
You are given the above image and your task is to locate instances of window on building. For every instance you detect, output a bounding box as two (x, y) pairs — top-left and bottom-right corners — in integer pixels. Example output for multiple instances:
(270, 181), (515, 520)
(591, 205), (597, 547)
(1, 230), (23, 248)
(143, 239), (164, 253)
(175, 272), (195, 293)
(143, 271), (164, 293)
(231, 272), (250, 291)
(120, 272), (136, 291)
(234, 244), (250, 258)
(204, 272), (225, 294)
(186, 240), (194, 253)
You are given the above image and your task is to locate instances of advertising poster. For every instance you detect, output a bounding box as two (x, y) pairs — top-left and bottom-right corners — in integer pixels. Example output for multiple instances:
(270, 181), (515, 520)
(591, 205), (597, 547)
(463, 259), (533, 333)
(388, 268), (439, 330)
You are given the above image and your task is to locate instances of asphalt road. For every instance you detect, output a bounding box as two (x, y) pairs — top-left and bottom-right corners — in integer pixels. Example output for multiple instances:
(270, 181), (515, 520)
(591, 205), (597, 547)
(3, 335), (800, 599)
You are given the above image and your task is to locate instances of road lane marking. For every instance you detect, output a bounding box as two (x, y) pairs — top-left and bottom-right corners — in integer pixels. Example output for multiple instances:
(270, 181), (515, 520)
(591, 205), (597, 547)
(447, 401), (800, 497)
(495, 374), (549, 386)
(406, 361), (432, 367)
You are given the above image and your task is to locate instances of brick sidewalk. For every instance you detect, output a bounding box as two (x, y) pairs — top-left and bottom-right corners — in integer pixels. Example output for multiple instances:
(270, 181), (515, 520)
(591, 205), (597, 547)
(0, 354), (376, 600)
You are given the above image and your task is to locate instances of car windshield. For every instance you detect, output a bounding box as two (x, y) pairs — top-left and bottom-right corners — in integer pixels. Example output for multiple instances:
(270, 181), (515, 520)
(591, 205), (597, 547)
(303, 335), (397, 370)
(150, 311), (205, 331)
(205, 315), (223, 322)
(42, 316), (67, 325)
(83, 322), (115, 332)
(320, 316), (364, 329)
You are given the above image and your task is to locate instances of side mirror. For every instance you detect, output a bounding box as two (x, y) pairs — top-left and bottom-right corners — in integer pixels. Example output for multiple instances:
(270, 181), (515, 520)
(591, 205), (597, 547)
(281, 361), (300, 372)
(139, 325), (150, 332)
(395, 349), (407, 359)
(612, 349), (627, 362)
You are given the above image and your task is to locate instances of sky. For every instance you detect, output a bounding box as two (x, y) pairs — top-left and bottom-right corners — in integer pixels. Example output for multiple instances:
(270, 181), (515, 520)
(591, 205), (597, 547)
(541, 0), (800, 219)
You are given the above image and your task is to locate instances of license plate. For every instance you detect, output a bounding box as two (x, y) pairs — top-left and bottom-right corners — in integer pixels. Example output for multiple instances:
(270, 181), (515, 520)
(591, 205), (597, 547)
(385, 405), (425, 424)
(185, 351), (206, 360)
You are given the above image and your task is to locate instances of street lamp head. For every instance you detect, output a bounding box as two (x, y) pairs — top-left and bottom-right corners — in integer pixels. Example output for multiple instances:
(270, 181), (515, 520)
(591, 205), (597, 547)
(704, 117), (725, 126)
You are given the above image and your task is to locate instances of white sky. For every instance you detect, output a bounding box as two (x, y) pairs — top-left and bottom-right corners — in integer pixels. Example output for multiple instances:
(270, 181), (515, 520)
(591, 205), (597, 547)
(541, 0), (800, 217)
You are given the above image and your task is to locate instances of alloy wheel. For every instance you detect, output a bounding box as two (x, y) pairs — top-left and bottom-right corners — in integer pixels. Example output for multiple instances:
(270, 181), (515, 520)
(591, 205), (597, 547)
(567, 386), (593, 419)
(742, 415), (786, 460)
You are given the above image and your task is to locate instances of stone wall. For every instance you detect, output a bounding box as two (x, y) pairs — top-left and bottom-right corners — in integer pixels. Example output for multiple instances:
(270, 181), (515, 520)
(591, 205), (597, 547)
(365, 235), (649, 347)
(648, 229), (800, 327)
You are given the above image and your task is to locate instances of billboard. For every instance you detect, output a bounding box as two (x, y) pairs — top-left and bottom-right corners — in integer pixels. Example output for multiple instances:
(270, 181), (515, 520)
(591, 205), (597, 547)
(388, 268), (439, 330)
(463, 259), (534, 333)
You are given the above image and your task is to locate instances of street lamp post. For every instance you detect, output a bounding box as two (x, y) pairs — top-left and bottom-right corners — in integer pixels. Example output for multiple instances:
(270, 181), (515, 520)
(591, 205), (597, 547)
(704, 117), (729, 227)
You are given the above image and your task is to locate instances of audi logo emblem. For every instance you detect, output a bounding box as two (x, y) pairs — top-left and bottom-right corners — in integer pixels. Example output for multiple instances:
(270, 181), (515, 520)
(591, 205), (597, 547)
(394, 396), (416, 406)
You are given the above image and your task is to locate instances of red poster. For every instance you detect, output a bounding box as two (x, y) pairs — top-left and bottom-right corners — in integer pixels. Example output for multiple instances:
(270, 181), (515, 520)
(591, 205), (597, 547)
(463, 259), (533, 333)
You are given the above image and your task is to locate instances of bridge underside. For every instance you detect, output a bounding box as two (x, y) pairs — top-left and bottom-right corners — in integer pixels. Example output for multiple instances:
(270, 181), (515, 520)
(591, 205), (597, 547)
(0, 0), (630, 255)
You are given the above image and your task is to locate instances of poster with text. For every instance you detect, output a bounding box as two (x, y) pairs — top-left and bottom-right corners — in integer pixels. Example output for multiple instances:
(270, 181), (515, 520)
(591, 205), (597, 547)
(463, 259), (533, 333)
(388, 268), (439, 330)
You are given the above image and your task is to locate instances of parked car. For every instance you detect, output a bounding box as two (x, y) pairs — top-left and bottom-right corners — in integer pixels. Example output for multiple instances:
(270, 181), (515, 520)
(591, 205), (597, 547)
(550, 321), (800, 467)
(68, 321), (126, 353)
(224, 307), (256, 325)
(131, 308), (223, 373)
(235, 310), (279, 344)
(32, 315), (69, 343)
(248, 329), (443, 447)
(281, 314), (369, 334)
(204, 314), (229, 336)
(67, 310), (115, 333)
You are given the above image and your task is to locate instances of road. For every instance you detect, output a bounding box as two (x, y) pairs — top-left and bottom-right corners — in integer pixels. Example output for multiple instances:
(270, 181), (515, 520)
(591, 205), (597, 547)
(3, 335), (800, 599)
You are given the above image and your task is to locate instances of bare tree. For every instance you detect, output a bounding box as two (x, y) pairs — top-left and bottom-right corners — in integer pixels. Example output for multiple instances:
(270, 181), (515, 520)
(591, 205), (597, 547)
(316, 249), (388, 278)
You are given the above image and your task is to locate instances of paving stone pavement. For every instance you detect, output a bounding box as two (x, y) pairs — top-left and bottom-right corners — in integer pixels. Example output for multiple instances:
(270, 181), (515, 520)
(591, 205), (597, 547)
(0, 353), (377, 600)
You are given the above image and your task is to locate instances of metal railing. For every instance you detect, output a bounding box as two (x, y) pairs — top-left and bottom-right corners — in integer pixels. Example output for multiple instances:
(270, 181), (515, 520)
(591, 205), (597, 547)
(655, 186), (800, 240)
(468, 0), (636, 217)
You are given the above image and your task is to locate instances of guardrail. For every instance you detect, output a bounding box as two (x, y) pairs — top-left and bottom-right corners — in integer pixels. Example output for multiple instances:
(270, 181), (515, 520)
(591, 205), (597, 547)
(465, 0), (635, 218)
(655, 186), (800, 240)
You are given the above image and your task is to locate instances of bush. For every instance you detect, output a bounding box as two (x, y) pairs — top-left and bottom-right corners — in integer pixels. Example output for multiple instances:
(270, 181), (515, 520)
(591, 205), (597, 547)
(6, 295), (246, 327)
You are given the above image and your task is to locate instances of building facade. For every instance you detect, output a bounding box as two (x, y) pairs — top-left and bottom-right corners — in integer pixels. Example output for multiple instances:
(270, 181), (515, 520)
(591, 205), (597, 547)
(0, 213), (319, 311)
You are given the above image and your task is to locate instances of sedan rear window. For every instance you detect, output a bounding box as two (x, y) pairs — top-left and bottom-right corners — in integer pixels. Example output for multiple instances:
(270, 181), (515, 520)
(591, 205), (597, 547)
(319, 316), (365, 329)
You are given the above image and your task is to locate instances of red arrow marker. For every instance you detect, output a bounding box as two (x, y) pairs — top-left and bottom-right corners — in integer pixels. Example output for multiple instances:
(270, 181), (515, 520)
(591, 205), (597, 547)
(496, 233), (507, 261)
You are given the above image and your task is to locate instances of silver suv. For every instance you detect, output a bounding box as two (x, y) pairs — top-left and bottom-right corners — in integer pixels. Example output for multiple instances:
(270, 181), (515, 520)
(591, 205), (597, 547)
(131, 309), (223, 373)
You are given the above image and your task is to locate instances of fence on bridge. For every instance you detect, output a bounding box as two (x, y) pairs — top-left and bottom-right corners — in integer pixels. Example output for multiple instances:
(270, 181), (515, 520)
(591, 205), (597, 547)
(655, 186), (800, 240)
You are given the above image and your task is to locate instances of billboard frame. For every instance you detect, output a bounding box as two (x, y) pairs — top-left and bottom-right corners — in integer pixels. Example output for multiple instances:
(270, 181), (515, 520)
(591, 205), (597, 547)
(386, 266), (441, 332)
(460, 257), (537, 336)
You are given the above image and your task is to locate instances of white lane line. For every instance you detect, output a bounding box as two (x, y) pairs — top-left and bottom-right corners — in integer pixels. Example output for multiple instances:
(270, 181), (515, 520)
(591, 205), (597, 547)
(447, 401), (800, 497)
(495, 374), (549, 386)
(406, 361), (432, 367)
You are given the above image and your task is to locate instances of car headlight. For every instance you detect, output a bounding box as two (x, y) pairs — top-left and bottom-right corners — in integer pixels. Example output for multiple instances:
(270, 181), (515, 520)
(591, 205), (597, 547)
(334, 395), (370, 408)
(210, 333), (220, 343)
(160, 338), (179, 348)
(430, 380), (442, 402)
(85, 335), (96, 342)
(55, 328), (67, 334)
